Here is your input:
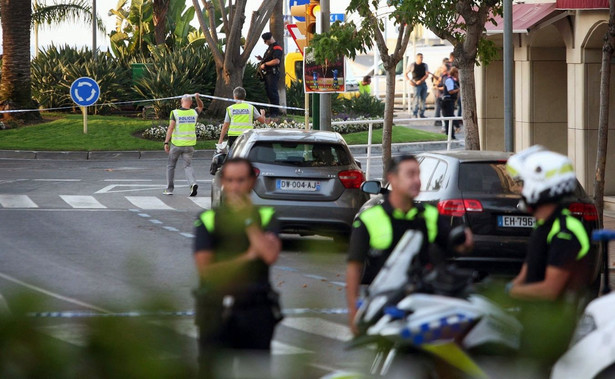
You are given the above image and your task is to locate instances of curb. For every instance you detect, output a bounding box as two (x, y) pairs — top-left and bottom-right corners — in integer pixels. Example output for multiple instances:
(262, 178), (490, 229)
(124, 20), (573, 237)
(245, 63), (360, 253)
(0, 141), (463, 161)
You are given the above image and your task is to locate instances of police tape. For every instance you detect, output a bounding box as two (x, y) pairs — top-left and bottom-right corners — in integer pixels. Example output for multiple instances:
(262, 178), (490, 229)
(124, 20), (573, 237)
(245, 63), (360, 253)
(26, 307), (348, 318)
(0, 93), (305, 114)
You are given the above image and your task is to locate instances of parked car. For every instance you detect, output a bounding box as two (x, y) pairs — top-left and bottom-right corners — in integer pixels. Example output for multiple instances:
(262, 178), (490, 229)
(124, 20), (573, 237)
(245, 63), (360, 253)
(357, 150), (601, 279)
(210, 129), (369, 239)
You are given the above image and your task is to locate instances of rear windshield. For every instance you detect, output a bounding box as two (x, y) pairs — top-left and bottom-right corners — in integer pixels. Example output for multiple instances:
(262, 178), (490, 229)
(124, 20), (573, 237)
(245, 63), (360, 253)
(248, 142), (351, 167)
(459, 162), (522, 194)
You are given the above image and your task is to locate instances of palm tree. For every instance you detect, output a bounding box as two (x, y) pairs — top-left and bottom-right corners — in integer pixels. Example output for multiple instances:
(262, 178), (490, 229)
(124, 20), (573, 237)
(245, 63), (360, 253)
(153, 0), (170, 45)
(33, 0), (105, 57)
(0, 0), (39, 121)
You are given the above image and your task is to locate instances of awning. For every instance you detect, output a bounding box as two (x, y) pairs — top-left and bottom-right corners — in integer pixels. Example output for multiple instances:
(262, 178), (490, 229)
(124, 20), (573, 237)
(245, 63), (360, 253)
(556, 0), (608, 9)
(485, 3), (559, 34)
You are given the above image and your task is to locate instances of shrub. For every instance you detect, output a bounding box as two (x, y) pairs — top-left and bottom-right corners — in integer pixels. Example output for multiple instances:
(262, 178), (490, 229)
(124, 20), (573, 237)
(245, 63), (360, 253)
(31, 45), (134, 114)
(133, 45), (216, 119)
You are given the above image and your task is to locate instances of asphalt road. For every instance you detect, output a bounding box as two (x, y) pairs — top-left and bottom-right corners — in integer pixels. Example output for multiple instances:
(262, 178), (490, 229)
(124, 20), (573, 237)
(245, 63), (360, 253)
(0, 156), (380, 377)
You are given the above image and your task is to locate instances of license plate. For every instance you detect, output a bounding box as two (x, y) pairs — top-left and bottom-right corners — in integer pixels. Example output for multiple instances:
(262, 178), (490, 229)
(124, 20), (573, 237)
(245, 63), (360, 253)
(276, 179), (321, 192)
(498, 215), (535, 228)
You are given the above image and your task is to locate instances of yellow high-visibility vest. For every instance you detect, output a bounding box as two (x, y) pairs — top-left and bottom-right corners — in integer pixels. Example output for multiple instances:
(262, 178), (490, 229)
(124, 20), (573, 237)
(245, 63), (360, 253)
(228, 103), (256, 136)
(170, 108), (198, 146)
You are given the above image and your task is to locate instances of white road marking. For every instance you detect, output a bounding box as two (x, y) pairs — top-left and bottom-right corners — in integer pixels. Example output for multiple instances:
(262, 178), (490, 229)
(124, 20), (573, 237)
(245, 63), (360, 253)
(60, 195), (106, 209)
(0, 194), (38, 208)
(189, 197), (211, 209)
(95, 184), (166, 194)
(272, 341), (313, 355)
(180, 233), (195, 238)
(163, 226), (179, 232)
(38, 323), (89, 347)
(0, 272), (109, 313)
(33, 179), (82, 182)
(103, 179), (153, 182)
(0, 293), (9, 314)
(126, 196), (174, 210)
(280, 317), (352, 342)
(149, 219), (163, 224)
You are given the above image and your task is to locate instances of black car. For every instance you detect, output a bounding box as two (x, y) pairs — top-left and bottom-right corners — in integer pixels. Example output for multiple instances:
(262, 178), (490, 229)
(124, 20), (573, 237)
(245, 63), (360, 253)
(358, 150), (601, 279)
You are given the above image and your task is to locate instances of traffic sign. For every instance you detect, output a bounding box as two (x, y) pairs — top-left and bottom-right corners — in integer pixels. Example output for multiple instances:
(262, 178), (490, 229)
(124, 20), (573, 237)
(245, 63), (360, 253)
(330, 13), (344, 22)
(287, 24), (306, 55)
(70, 77), (100, 107)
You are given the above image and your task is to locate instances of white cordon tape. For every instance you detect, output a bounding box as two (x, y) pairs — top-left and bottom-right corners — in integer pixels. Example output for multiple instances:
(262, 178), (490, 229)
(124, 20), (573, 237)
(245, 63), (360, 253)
(26, 307), (348, 318)
(0, 94), (304, 114)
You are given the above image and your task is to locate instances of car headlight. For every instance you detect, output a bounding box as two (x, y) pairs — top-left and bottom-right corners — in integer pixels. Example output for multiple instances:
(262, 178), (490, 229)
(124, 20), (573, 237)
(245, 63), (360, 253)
(569, 313), (597, 346)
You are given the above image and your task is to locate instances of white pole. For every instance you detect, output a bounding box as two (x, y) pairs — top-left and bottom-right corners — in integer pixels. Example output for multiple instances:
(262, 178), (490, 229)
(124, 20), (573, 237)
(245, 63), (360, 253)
(92, 0), (97, 59)
(366, 122), (373, 180)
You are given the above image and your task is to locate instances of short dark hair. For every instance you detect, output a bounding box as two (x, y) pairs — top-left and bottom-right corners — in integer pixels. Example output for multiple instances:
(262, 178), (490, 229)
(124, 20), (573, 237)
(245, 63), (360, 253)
(363, 75), (371, 82)
(261, 32), (272, 41)
(221, 157), (257, 178)
(386, 155), (418, 174)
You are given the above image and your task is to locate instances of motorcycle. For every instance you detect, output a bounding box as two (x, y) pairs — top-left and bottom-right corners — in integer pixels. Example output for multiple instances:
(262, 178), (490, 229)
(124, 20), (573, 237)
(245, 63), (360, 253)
(348, 227), (522, 378)
(550, 229), (615, 379)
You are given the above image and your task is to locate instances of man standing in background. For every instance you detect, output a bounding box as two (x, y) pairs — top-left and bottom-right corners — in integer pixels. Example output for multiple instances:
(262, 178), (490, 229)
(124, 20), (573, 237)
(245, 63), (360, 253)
(256, 32), (283, 118)
(404, 53), (429, 118)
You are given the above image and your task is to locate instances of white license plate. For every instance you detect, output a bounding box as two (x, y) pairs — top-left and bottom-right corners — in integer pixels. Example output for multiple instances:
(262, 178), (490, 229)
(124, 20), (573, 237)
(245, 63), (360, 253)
(498, 215), (535, 228)
(276, 179), (321, 192)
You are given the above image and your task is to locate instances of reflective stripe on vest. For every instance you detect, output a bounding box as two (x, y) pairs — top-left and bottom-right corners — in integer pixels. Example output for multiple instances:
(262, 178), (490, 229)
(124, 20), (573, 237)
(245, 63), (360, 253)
(228, 103), (256, 136)
(359, 203), (439, 250)
(546, 209), (590, 260)
(171, 109), (197, 146)
(198, 206), (275, 233)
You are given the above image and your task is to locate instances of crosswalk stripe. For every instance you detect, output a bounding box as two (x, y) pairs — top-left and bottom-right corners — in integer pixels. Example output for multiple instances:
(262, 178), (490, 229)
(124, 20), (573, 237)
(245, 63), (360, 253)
(38, 323), (89, 347)
(189, 197), (211, 209)
(0, 194), (38, 208)
(125, 196), (174, 210)
(60, 195), (106, 209)
(280, 317), (352, 342)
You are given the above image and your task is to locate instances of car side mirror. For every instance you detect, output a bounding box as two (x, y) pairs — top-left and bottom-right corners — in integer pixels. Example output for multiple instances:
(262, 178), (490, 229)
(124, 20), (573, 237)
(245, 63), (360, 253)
(210, 153), (227, 175)
(355, 159), (362, 169)
(361, 180), (382, 195)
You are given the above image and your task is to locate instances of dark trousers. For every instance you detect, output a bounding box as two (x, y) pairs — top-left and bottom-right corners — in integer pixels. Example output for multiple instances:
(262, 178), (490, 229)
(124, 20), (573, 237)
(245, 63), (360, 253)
(442, 98), (459, 139)
(264, 73), (280, 117)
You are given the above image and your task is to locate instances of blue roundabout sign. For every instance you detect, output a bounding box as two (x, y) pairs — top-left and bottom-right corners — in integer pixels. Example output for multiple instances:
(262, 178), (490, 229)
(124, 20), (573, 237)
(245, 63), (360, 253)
(70, 77), (100, 107)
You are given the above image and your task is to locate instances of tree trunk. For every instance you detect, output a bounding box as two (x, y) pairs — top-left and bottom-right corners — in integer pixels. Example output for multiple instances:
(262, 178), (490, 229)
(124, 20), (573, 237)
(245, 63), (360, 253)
(153, 0), (170, 46)
(209, 65), (245, 116)
(458, 59), (480, 150)
(382, 67), (396, 173)
(270, 0), (286, 114)
(593, 0), (615, 226)
(0, 0), (40, 122)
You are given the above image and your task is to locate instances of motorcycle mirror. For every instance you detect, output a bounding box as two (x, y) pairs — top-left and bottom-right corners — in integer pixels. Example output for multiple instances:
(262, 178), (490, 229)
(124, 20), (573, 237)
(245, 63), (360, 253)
(361, 180), (382, 195)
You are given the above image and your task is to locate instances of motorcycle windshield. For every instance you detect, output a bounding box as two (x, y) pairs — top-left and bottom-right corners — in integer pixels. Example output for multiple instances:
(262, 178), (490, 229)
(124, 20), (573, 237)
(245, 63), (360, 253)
(369, 230), (424, 294)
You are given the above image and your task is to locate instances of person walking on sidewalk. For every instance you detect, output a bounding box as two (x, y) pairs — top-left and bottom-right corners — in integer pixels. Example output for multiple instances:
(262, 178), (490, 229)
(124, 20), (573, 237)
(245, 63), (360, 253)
(404, 53), (429, 118)
(163, 93), (204, 196)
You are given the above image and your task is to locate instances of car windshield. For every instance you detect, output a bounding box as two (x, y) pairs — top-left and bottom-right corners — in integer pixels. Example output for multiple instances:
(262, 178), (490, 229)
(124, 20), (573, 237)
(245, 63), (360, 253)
(248, 142), (351, 167)
(459, 162), (522, 194)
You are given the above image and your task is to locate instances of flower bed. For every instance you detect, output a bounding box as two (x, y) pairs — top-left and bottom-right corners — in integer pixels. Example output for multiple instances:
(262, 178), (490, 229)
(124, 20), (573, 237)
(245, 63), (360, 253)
(141, 116), (383, 141)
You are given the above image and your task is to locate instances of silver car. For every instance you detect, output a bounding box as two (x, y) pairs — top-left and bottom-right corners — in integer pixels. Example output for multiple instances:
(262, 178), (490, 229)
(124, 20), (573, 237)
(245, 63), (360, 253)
(210, 129), (369, 239)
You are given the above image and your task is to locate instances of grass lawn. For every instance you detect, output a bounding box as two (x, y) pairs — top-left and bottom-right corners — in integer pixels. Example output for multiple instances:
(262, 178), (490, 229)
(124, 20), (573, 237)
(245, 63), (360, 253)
(0, 113), (444, 151)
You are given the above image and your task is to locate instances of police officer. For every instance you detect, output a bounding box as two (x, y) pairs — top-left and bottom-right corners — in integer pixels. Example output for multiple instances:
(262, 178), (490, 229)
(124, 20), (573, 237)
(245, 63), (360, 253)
(346, 155), (473, 334)
(163, 93), (204, 196)
(256, 32), (283, 118)
(218, 87), (266, 148)
(193, 157), (282, 376)
(505, 145), (594, 366)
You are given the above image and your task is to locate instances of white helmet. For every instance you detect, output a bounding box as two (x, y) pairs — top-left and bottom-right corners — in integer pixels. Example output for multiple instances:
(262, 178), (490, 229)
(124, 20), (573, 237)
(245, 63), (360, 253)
(506, 145), (577, 207)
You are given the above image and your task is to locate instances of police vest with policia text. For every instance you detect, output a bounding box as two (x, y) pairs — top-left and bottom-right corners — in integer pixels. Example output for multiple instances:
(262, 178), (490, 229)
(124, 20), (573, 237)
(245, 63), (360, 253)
(228, 103), (257, 136)
(170, 108), (198, 146)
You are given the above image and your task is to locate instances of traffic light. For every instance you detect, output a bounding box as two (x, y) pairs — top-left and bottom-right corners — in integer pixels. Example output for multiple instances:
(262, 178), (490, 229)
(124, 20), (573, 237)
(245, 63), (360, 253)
(290, 0), (320, 54)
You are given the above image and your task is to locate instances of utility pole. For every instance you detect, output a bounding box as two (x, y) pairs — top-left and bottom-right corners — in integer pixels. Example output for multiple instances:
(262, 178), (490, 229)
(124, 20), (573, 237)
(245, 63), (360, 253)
(319, 0), (331, 131)
(504, 0), (513, 151)
(92, 0), (97, 59)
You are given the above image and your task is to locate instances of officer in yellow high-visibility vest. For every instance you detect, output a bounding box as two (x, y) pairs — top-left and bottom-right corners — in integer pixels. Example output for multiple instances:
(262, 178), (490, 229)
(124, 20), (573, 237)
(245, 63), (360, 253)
(346, 155), (474, 335)
(163, 93), (204, 196)
(218, 87), (266, 148)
